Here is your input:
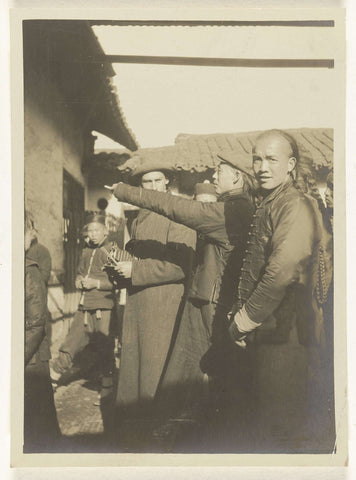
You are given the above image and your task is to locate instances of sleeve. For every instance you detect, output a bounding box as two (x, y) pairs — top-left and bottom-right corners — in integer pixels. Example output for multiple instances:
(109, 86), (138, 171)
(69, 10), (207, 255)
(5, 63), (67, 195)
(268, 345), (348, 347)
(131, 221), (196, 288)
(97, 276), (114, 291)
(114, 184), (229, 245)
(244, 197), (315, 325)
(25, 267), (47, 365)
(76, 250), (86, 279)
(90, 248), (116, 291)
(96, 263), (115, 291)
(37, 245), (52, 284)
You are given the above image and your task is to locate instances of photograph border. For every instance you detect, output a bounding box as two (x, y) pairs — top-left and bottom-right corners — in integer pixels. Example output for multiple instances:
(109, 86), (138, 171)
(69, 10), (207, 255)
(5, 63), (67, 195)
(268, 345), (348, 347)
(10, 5), (347, 469)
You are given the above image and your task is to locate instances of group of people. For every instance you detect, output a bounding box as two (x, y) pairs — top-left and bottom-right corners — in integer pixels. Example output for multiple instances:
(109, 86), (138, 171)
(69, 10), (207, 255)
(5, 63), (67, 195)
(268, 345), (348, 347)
(24, 128), (335, 453)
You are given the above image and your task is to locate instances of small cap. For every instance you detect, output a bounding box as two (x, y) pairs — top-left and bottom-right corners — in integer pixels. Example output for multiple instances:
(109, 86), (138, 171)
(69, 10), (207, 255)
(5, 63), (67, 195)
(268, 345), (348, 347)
(84, 211), (106, 226)
(216, 150), (254, 178)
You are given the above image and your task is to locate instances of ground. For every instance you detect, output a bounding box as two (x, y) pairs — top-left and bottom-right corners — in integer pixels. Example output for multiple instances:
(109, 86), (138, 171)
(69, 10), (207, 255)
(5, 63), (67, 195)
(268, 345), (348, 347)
(51, 367), (248, 454)
(55, 377), (104, 437)
(52, 366), (211, 453)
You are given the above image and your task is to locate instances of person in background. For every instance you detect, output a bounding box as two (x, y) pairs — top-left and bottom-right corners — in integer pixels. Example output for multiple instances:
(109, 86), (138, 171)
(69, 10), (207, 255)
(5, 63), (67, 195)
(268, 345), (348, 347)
(320, 169), (335, 447)
(25, 213), (52, 286)
(110, 164), (196, 443)
(50, 213), (116, 404)
(227, 129), (333, 452)
(25, 212), (53, 359)
(108, 154), (255, 451)
(24, 212), (60, 452)
(325, 170), (334, 231)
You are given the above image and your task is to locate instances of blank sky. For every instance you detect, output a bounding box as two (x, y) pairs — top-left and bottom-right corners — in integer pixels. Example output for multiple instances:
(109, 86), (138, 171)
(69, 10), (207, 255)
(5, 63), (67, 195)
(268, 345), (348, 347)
(92, 25), (338, 149)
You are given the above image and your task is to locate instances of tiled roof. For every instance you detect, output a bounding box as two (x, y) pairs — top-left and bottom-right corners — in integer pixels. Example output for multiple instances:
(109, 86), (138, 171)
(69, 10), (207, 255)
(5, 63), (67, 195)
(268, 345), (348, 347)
(89, 148), (132, 170)
(116, 128), (333, 174)
(117, 145), (213, 174)
(175, 128), (333, 171)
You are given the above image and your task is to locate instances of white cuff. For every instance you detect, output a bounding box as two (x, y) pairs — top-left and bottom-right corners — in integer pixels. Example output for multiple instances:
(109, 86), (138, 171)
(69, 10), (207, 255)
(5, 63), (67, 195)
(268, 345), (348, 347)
(234, 306), (261, 334)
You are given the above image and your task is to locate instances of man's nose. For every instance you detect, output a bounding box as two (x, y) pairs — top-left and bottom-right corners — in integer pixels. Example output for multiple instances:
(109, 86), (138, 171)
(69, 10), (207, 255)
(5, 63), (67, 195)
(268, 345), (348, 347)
(260, 158), (270, 171)
(212, 171), (217, 180)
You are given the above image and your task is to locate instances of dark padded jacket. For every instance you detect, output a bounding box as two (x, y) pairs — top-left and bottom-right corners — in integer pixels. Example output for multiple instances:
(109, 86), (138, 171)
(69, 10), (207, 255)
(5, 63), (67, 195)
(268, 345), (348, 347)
(237, 178), (320, 345)
(76, 239), (115, 310)
(25, 258), (51, 365)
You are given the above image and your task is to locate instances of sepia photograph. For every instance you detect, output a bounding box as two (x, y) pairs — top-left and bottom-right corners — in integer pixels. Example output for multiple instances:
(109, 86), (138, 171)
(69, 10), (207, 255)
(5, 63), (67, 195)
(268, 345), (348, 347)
(9, 5), (347, 468)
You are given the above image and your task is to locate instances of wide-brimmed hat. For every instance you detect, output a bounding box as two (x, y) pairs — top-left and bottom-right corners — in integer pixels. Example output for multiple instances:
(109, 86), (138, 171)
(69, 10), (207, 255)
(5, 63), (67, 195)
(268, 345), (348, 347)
(216, 150), (254, 178)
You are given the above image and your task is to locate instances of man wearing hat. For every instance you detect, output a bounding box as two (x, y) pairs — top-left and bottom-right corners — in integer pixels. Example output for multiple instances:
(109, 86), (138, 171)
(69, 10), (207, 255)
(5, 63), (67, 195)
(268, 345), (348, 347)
(108, 151), (255, 448)
(111, 164), (196, 434)
(50, 212), (116, 398)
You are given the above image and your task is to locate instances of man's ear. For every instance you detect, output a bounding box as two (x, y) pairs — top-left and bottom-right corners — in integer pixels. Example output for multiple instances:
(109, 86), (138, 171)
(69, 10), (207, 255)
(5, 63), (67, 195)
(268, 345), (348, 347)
(288, 157), (297, 173)
(232, 168), (240, 185)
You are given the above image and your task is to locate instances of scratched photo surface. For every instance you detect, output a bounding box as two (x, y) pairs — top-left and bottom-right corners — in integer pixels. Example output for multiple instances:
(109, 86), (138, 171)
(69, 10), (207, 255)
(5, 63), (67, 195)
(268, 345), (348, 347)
(11, 8), (347, 467)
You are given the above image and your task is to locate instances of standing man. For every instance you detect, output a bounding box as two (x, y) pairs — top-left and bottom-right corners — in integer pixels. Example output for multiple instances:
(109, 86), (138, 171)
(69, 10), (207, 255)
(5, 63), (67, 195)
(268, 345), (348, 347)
(228, 129), (332, 452)
(112, 164), (196, 430)
(24, 212), (60, 452)
(109, 154), (255, 450)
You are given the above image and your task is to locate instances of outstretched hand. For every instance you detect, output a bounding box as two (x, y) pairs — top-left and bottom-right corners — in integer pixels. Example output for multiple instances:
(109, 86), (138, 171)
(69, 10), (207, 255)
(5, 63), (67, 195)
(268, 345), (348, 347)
(104, 183), (121, 192)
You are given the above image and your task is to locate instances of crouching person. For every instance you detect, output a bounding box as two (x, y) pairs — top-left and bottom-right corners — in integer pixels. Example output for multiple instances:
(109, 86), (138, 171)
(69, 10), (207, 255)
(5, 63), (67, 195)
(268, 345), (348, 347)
(50, 213), (116, 404)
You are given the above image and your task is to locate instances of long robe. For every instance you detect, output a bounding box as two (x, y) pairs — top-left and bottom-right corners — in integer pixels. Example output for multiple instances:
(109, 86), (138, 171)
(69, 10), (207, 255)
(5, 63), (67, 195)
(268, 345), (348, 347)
(115, 208), (196, 418)
(112, 185), (254, 428)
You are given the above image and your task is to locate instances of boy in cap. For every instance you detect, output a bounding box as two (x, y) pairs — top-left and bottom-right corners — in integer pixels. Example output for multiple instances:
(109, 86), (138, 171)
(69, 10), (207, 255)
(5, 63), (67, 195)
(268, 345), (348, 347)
(50, 213), (116, 402)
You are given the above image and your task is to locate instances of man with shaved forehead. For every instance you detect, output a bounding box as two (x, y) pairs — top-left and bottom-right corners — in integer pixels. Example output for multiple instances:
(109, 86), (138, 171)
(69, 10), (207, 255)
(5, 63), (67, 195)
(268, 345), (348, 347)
(228, 129), (334, 452)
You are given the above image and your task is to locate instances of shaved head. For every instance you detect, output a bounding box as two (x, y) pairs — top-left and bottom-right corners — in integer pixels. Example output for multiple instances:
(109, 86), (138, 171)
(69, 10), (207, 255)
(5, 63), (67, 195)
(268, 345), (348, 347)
(252, 130), (298, 190)
(253, 129), (299, 160)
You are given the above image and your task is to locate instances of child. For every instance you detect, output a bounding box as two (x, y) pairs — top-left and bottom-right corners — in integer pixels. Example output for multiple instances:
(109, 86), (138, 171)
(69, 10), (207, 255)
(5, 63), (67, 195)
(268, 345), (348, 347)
(24, 212), (60, 451)
(50, 213), (115, 402)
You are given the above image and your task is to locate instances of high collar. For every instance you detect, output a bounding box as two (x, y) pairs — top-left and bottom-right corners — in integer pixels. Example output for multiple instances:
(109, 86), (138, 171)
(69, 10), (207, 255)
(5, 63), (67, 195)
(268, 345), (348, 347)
(88, 237), (111, 249)
(258, 177), (294, 206)
(218, 187), (245, 202)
